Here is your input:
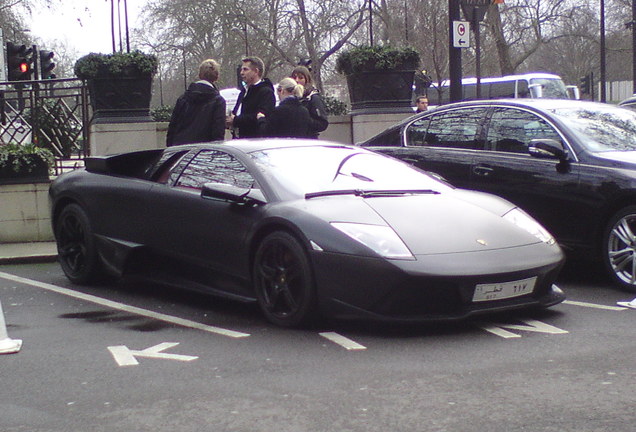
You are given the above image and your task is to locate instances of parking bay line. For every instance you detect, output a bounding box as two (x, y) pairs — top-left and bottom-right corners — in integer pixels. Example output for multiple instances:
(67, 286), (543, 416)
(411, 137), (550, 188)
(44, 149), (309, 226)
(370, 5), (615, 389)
(0, 271), (250, 339)
(563, 300), (628, 311)
(319, 332), (367, 350)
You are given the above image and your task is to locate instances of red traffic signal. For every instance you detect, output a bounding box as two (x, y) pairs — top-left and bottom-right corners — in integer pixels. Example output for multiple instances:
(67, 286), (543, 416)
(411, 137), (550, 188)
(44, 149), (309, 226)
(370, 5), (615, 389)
(6, 42), (33, 81)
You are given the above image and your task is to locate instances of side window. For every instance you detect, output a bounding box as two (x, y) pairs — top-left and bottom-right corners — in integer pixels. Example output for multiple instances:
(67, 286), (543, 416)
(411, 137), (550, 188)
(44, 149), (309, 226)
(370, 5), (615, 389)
(488, 82), (516, 99)
(411, 108), (487, 149)
(487, 108), (562, 154)
(364, 127), (402, 147)
(406, 117), (430, 146)
(174, 150), (256, 191)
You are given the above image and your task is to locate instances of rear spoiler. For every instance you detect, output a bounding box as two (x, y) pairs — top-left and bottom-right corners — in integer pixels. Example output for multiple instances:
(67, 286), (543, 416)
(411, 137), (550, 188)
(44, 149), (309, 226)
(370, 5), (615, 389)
(85, 149), (164, 179)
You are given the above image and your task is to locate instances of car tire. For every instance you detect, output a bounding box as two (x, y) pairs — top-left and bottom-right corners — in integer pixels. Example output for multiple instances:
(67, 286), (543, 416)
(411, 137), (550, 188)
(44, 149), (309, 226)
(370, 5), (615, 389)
(253, 231), (317, 328)
(55, 204), (103, 285)
(603, 205), (636, 292)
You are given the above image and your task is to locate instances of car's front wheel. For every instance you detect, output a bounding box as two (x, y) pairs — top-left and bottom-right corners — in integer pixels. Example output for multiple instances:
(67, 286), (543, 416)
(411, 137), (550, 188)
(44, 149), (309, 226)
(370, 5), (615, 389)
(253, 231), (317, 327)
(603, 205), (636, 292)
(55, 204), (103, 284)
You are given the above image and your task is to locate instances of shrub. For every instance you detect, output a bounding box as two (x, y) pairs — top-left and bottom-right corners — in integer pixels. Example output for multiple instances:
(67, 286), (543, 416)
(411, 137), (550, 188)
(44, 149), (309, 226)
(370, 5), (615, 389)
(335, 45), (420, 75)
(151, 105), (173, 122)
(74, 50), (159, 79)
(0, 143), (55, 175)
(323, 96), (348, 116)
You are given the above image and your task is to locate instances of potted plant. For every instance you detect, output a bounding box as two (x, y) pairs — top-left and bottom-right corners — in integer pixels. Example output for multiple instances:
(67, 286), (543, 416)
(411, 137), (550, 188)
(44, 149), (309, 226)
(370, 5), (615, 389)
(0, 143), (54, 184)
(74, 50), (159, 123)
(336, 45), (420, 112)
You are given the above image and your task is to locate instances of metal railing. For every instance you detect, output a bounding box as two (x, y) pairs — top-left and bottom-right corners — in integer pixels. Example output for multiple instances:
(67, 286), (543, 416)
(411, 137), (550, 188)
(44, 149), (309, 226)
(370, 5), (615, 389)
(1, 77), (90, 175)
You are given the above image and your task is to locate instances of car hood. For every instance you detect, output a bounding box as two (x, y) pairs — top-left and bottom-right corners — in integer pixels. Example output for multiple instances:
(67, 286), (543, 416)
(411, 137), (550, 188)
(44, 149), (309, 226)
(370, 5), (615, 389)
(362, 194), (541, 255)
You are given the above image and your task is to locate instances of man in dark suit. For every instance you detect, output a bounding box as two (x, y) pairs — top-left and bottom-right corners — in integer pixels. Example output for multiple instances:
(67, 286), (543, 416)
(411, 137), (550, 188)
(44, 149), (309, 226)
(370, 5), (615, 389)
(226, 56), (276, 138)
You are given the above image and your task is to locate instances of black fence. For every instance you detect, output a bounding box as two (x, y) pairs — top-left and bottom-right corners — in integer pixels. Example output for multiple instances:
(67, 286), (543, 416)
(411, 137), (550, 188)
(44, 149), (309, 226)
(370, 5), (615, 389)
(1, 78), (90, 175)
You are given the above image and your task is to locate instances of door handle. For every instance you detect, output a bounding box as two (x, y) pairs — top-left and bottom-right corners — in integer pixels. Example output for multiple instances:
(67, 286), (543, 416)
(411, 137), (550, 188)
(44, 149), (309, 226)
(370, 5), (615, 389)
(473, 165), (494, 177)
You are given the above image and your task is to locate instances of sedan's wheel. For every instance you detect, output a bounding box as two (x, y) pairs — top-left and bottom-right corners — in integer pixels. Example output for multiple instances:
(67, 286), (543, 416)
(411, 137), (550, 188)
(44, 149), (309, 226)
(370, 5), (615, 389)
(55, 204), (102, 284)
(253, 231), (317, 328)
(604, 206), (636, 292)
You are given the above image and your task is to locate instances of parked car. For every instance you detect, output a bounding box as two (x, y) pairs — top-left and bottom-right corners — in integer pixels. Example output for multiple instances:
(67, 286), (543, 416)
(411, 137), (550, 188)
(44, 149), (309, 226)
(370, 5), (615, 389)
(359, 99), (636, 292)
(49, 140), (565, 327)
(619, 94), (636, 110)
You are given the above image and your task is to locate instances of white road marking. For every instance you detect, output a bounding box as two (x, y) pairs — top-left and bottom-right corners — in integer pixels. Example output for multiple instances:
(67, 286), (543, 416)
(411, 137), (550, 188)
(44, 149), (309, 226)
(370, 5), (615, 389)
(319, 332), (366, 350)
(563, 300), (628, 311)
(0, 271), (250, 338)
(108, 342), (198, 366)
(478, 319), (569, 339)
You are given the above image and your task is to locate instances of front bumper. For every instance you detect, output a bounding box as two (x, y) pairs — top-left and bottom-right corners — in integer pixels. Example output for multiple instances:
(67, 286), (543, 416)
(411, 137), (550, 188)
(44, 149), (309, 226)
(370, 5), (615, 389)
(311, 244), (565, 322)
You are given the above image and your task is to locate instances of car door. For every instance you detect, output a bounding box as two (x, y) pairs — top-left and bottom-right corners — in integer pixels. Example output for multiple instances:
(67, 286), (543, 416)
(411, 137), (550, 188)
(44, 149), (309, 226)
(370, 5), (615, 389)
(469, 106), (586, 244)
(146, 148), (263, 291)
(377, 107), (489, 188)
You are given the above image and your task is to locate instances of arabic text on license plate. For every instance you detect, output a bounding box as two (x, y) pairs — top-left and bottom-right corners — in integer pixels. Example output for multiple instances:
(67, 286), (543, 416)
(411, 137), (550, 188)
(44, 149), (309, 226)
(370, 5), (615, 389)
(472, 277), (537, 302)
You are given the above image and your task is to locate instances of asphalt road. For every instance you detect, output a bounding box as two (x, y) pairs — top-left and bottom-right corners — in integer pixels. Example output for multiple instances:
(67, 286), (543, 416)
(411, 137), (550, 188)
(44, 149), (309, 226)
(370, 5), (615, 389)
(1, 260), (635, 432)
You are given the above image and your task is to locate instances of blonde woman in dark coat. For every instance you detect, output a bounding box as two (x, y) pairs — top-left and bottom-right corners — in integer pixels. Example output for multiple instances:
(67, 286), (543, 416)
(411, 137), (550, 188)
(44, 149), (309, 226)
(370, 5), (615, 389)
(258, 78), (311, 138)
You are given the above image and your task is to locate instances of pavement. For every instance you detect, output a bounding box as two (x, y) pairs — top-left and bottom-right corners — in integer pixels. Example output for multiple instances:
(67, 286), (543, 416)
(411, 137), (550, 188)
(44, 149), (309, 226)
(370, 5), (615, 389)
(0, 241), (58, 265)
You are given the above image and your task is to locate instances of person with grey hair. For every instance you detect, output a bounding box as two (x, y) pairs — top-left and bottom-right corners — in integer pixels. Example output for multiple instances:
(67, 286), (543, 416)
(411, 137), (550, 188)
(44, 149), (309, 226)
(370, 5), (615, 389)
(166, 58), (226, 146)
(227, 56), (276, 138)
(257, 77), (311, 138)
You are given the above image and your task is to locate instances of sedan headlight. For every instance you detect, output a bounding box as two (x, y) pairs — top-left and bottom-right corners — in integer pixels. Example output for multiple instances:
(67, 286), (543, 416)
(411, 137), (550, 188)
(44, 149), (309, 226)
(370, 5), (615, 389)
(331, 222), (414, 259)
(503, 208), (555, 245)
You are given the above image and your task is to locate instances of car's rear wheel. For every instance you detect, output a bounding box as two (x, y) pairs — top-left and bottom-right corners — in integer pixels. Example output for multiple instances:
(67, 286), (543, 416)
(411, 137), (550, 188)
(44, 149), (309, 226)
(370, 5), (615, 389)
(253, 231), (317, 327)
(55, 204), (103, 284)
(604, 205), (636, 292)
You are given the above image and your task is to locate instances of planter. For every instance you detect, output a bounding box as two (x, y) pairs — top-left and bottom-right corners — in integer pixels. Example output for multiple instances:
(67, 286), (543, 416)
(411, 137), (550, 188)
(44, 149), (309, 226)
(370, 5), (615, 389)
(346, 70), (416, 112)
(88, 75), (153, 124)
(0, 155), (50, 185)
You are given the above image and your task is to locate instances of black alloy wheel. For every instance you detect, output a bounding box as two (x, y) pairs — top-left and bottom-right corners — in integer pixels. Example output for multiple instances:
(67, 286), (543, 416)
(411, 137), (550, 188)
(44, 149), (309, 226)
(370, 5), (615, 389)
(253, 231), (317, 327)
(604, 205), (636, 293)
(55, 204), (102, 284)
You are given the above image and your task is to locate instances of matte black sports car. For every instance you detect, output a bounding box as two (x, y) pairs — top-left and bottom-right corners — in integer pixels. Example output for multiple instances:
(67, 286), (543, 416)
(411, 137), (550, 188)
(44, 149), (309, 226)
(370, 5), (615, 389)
(360, 99), (636, 292)
(49, 140), (565, 327)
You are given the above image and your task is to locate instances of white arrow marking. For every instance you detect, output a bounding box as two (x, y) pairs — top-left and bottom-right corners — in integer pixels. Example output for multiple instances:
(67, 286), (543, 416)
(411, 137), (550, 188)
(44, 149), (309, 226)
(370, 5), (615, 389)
(108, 342), (198, 366)
(319, 332), (366, 350)
(477, 319), (569, 339)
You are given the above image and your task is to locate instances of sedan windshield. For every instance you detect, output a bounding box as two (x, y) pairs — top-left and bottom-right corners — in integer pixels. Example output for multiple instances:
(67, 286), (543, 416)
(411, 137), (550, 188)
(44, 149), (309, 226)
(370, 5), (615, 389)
(249, 146), (450, 200)
(551, 104), (636, 152)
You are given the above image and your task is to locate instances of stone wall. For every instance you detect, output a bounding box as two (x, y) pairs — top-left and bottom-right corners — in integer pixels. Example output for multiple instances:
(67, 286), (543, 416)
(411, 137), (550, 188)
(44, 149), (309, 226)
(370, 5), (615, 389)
(0, 181), (53, 242)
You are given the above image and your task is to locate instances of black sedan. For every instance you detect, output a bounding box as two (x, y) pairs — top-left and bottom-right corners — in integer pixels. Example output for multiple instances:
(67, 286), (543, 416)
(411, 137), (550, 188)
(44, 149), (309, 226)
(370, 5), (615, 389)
(49, 140), (565, 327)
(360, 99), (636, 292)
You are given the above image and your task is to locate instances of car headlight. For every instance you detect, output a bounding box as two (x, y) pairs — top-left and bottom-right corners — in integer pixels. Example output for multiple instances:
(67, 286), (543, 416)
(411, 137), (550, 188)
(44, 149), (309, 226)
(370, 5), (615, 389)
(330, 222), (414, 259)
(503, 208), (555, 245)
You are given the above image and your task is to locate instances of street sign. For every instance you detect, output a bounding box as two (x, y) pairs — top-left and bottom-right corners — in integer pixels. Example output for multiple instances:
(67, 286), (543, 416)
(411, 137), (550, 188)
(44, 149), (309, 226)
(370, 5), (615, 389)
(453, 21), (470, 48)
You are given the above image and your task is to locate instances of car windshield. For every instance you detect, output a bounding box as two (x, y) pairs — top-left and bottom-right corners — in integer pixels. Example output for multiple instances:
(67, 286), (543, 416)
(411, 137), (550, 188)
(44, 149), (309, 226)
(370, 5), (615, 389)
(529, 78), (569, 99)
(551, 105), (636, 152)
(249, 145), (450, 200)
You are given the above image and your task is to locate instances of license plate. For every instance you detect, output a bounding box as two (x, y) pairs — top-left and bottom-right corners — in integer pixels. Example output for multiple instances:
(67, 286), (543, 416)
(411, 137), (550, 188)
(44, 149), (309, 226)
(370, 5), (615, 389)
(472, 277), (536, 302)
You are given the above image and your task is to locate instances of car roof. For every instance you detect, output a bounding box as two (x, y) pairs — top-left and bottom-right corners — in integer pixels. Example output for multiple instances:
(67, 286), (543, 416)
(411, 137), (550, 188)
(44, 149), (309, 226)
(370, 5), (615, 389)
(168, 138), (358, 155)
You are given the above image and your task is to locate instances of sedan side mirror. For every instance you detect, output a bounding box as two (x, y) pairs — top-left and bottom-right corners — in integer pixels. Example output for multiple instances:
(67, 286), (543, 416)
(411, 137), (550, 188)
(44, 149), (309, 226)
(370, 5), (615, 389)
(528, 139), (569, 161)
(201, 182), (266, 205)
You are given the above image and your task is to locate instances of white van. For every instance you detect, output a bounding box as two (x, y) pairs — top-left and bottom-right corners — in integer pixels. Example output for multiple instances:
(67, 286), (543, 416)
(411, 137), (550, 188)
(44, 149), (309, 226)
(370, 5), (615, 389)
(426, 73), (577, 106)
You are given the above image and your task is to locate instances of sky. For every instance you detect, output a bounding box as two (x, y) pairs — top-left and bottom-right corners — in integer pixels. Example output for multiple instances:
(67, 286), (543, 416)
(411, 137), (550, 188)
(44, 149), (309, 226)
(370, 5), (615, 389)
(29, 0), (145, 56)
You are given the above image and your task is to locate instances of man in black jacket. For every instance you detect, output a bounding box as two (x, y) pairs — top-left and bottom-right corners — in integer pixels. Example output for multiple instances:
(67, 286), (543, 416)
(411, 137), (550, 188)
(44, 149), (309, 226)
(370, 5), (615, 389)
(227, 56), (276, 138)
(166, 59), (226, 146)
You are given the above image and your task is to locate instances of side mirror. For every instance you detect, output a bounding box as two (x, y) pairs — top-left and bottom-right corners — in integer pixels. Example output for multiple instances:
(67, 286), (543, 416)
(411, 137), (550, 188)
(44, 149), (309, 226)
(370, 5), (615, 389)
(528, 139), (569, 161)
(201, 182), (266, 205)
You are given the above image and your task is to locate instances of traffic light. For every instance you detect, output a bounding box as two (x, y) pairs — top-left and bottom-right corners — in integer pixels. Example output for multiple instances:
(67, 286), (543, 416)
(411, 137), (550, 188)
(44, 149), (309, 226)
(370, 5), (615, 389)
(39, 50), (56, 79)
(6, 42), (33, 81)
(580, 73), (591, 95)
